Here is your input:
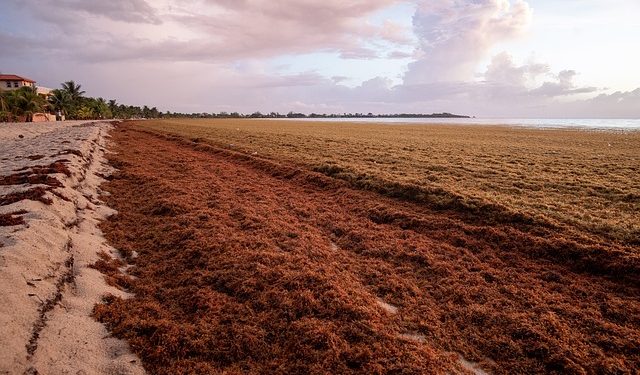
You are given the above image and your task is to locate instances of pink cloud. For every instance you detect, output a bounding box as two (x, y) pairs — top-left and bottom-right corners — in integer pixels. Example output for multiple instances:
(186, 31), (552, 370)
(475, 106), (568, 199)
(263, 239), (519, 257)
(8, 0), (161, 25)
(6, 0), (404, 62)
(405, 0), (533, 83)
(378, 20), (414, 44)
(168, 0), (402, 60)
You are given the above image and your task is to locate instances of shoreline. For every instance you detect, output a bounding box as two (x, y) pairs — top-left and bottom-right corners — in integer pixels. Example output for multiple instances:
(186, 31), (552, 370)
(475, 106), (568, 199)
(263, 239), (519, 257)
(256, 117), (640, 131)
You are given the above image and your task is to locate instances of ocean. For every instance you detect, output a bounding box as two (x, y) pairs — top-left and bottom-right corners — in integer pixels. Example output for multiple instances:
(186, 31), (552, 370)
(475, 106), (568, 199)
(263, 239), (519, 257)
(272, 117), (640, 130)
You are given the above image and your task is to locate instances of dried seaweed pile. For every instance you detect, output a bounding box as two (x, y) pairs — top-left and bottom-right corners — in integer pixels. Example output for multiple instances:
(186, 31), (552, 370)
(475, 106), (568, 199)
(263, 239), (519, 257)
(135, 119), (640, 245)
(94, 125), (639, 374)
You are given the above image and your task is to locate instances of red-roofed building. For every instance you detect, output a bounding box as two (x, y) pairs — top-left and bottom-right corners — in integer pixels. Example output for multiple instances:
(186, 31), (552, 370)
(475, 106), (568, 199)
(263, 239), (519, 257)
(0, 74), (36, 91)
(0, 74), (58, 122)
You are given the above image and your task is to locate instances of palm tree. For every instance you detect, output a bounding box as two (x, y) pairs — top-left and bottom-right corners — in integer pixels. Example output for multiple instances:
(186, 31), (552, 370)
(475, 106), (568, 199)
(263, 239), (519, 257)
(48, 89), (72, 119)
(60, 80), (85, 119)
(76, 105), (95, 120)
(61, 80), (85, 102)
(108, 99), (117, 118)
(0, 87), (6, 111)
(0, 87), (11, 122)
(89, 97), (111, 119)
(12, 87), (45, 122)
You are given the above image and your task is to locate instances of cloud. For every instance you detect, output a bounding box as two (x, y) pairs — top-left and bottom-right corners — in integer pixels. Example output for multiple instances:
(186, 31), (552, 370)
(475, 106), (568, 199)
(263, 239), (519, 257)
(530, 70), (599, 97)
(477, 52), (597, 100)
(405, 0), (532, 83)
(387, 50), (415, 59)
(6, 0), (403, 63)
(484, 52), (549, 87)
(0, 32), (53, 56)
(1, 0), (637, 118)
(378, 20), (414, 45)
(331, 76), (350, 83)
(549, 88), (640, 118)
(162, 0), (403, 61)
(339, 47), (380, 60)
(245, 72), (327, 88)
(62, 0), (161, 24)
(391, 53), (604, 116)
(269, 52), (608, 116)
(9, 0), (161, 25)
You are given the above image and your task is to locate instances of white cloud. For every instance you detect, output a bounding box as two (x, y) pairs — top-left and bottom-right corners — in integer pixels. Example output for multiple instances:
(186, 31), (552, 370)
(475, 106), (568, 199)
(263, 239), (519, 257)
(405, 0), (533, 83)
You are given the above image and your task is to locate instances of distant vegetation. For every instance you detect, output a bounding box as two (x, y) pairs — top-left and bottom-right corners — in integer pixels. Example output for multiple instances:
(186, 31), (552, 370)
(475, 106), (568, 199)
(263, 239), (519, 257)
(0, 79), (469, 122)
(168, 111), (470, 119)
(0, 85), (43, 122)
(0, 80), (162, 122)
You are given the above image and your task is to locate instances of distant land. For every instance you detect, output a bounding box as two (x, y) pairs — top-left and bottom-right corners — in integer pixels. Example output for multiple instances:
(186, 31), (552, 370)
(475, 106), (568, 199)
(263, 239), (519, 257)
(172, 111), (472, 119)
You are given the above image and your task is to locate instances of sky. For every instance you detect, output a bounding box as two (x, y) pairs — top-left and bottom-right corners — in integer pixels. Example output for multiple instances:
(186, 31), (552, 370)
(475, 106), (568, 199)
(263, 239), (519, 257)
(1, 0), (639, 118)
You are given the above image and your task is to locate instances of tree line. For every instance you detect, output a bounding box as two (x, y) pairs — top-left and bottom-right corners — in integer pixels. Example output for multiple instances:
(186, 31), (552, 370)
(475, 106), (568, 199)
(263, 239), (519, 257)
(162, 111), (470, 119)
(0, 79), (470, 122)
(0, 80), (162, 122)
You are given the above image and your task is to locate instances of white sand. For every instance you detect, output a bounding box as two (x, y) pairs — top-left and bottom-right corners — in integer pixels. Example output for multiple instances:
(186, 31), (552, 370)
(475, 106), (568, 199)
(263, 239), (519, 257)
(0, 121), (145, 374)
(457, 354), (491, 375)
(375, 298), (398, 315)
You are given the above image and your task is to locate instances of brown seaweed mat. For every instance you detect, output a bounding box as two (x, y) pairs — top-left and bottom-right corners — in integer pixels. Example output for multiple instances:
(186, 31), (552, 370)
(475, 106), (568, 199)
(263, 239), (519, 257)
(93, 124), (639, 374)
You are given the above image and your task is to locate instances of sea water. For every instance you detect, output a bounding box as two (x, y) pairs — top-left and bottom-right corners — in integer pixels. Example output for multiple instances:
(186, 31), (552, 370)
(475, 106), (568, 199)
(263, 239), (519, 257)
(272, 117), (640, 130)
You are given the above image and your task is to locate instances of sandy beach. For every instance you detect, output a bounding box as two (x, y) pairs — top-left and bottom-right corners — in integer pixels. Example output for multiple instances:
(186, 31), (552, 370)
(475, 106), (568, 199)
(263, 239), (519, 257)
(3, 0), (639, 372)
(0, 121), (144, 374)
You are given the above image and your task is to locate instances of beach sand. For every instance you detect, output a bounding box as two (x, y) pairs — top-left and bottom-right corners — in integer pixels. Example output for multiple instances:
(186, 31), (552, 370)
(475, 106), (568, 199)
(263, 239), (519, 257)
(0, 121), (144, 374)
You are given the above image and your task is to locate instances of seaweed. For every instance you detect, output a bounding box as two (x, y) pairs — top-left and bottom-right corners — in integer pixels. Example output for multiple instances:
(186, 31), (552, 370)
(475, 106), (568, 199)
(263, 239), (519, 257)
(92, 125), (640, 374)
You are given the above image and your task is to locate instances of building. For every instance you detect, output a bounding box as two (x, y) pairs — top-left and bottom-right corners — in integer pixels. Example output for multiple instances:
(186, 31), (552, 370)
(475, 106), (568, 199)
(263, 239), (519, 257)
(0, 74), (36, 91)
(0, 74), (52, 96)
(0, 74), (59, 122)
(36, 86), (53, 97)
